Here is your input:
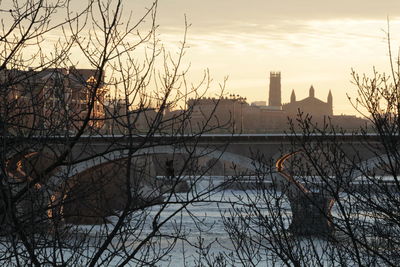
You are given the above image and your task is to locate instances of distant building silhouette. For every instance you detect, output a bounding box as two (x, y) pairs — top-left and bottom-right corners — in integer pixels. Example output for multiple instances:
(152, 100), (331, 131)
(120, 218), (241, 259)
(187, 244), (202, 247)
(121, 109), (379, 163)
(290, 89), (296, 103)
(0, 67), (108, 133)
(170, 71), (367, 133)
(282, 85), (333, 116)
(328, 90), (333, 107)
(268, 72), (281, 108)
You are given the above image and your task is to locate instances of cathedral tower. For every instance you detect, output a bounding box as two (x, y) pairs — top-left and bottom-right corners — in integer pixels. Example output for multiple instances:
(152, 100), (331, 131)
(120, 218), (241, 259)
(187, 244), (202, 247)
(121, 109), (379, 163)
(327, 90), (332, 106)
(268, 72), (281, 107)
(309, 85), (315, 98)
(327, 90), (333, 115)
(290, 89), (296, 103)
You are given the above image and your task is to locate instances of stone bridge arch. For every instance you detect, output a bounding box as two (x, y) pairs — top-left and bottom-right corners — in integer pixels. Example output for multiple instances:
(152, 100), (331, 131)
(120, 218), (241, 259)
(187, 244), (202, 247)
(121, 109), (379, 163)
(2, 144), (264, 224)
(352, 153), (392, 179)
(43, 145), (263, 224)
(275, 149), (393, 237)
(52, 145), (261, 184)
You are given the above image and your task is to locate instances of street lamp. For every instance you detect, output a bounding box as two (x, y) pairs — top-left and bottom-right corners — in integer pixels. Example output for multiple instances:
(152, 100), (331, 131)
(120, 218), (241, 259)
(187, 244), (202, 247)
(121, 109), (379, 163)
(240, 97), (246, 132)
(229, 93), (246, 133)
(229, 94), (236, 132)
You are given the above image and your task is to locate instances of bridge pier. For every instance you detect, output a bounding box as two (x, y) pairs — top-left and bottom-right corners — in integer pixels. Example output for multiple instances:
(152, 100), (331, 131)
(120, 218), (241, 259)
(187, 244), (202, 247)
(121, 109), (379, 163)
(288, 192), (334, 237)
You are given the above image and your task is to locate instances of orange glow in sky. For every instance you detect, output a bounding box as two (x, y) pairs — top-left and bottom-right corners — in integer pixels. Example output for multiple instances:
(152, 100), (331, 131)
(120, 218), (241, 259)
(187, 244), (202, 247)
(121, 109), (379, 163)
(148, 0), (400, 115)
(9, 0), (400, 115)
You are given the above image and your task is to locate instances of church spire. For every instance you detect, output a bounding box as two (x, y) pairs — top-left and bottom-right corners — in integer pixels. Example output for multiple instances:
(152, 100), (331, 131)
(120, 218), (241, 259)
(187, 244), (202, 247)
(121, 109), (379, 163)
(290, 89), (296, 103)
(328, 90), (332, 105)
(309, 85), (315, 98)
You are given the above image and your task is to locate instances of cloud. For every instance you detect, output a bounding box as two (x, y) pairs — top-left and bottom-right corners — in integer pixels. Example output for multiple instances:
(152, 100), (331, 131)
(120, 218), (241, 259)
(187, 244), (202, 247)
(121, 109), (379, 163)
(122, 1), (400, 115)
(154, 0), (400, 27)
(159, 18), (400, 56)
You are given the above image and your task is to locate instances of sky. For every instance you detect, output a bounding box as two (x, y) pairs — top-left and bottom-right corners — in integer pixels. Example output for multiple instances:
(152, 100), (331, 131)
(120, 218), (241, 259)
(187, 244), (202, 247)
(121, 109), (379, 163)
(3, 0), (399, 115)
(134, 0), (400, 115)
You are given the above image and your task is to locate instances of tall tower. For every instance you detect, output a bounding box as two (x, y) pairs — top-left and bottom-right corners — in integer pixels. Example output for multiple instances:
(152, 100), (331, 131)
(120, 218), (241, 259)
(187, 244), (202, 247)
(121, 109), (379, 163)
(268, 71), (281, 107)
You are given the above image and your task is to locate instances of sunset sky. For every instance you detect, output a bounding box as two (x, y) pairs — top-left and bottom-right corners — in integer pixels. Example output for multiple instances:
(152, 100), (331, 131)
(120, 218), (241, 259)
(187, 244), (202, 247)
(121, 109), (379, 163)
(5, 0), (399, 115)
(140, 0), (400, 115)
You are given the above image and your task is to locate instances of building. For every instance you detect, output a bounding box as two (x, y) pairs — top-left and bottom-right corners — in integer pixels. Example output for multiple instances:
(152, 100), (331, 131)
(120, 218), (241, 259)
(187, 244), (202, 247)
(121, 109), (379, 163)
(187, 97), (248, 132)
(0, 67), (108, 134)
(282, 86), (333, 117)
(65, 67), (108, 129)
(268, 72), (281, 108)
(185, 71), (367, 133)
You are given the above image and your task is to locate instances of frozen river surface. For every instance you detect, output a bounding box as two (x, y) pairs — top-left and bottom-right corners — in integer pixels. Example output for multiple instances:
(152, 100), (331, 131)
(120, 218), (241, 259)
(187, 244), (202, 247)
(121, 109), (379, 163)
(74, 176), (292, 266)
(52, 176), (393, 266)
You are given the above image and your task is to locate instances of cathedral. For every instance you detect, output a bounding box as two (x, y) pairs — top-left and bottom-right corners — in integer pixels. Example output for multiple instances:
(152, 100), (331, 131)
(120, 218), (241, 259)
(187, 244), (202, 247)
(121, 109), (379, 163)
(268, 72), (333, 117)
(184, 71), (366, 132)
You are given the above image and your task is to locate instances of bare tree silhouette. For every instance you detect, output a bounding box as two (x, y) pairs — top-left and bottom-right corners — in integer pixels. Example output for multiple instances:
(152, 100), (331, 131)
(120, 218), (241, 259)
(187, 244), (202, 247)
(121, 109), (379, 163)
(0, 1), (233, 265)
(219, 31), (400, 266)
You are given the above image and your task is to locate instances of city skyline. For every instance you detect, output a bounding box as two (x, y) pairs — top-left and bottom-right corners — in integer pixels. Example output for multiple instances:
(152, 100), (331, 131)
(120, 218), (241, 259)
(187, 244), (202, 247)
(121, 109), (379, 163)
(144, 0), (400, 115)
(7, 1), (400, 115)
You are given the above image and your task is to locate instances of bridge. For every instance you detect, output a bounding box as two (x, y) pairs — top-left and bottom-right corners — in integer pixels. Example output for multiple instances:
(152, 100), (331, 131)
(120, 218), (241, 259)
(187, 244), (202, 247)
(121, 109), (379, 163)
(4, 133), (384, 172)
(2, 133), (392, 231)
